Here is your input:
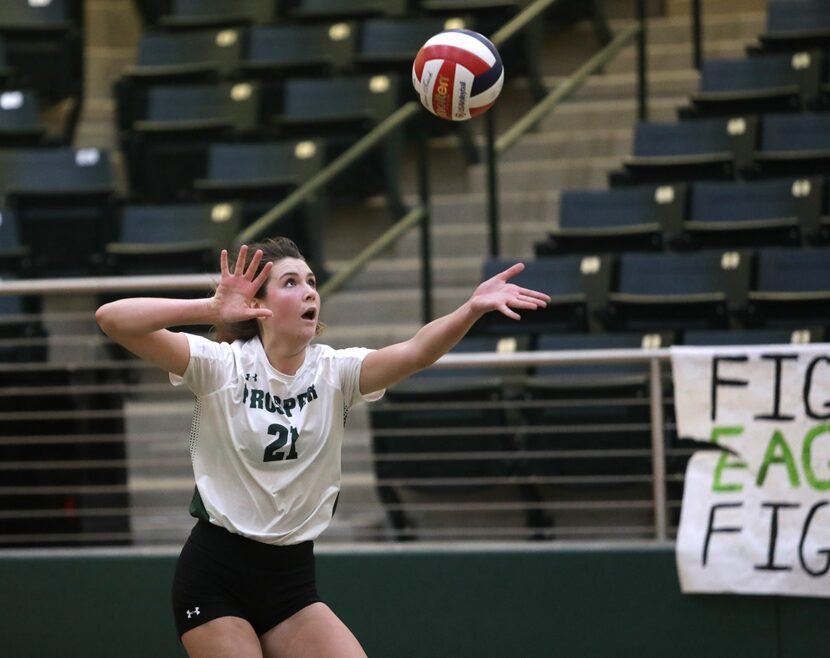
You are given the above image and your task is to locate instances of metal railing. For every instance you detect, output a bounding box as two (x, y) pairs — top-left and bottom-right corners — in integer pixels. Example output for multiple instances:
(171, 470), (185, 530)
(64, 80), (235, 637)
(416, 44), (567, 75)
(230, 0), (563, 324)
(0, 291), (682, 546)
(483, 0), (707, 256)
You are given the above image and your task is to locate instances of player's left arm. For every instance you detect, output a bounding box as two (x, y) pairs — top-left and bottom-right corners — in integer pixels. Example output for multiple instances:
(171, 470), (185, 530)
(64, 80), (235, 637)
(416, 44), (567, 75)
(359, 263), (549, 395)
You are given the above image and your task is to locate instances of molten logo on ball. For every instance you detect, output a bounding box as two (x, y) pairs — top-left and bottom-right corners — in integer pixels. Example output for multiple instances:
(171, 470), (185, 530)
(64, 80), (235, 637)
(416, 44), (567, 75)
(412, 29), (504, 121)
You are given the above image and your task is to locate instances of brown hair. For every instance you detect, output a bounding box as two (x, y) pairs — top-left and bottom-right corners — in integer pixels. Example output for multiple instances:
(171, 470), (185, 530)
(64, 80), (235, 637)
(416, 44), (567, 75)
(212, 237), (324, 343)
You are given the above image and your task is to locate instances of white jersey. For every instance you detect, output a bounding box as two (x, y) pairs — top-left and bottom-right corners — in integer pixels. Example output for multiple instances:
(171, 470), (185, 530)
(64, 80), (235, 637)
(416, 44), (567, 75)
(170, 333), (382, 545)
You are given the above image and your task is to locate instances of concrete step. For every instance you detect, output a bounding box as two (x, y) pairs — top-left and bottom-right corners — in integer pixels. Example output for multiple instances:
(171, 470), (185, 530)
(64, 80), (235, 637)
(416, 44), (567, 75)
(534, 94), (682, 133)
(392, 220), (544, 259)
(322, 286), (471, 328)
(423, 190), (561, 226)
(667, 0), (765, 17)
(467, 154), (620, 194)
(320, 322), (422, 350)
(543, 69), (699, 103)
(606, 37), (750, 75)
(611, 12), (765, 46)
(497, 128), (632, 163)
(327, 255), (483, 292)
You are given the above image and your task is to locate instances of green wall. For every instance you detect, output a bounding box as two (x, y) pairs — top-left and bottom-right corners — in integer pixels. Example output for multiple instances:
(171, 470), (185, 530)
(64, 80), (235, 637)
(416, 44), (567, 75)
(1, 547), (826, 657)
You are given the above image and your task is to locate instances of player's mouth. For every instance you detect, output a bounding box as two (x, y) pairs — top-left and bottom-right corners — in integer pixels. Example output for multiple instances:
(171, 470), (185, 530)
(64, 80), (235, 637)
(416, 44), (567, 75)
(301, 308), (317, 322)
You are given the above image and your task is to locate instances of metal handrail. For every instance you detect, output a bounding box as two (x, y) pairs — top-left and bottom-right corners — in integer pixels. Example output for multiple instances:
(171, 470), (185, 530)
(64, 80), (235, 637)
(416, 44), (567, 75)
(233, 0), (563, 317)
(485, 16), (645, 256)
(485, 0), (707, 255)
(431, 347), (671, 542)
(234, 102), (420, 247)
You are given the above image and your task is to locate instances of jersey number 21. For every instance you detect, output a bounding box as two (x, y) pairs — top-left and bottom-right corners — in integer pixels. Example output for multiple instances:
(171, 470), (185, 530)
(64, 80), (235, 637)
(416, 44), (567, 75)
(263, 423), (299, 462)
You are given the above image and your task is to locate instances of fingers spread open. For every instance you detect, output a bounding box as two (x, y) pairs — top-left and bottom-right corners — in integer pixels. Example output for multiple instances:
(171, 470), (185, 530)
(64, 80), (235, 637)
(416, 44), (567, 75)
(517, 287), (550, 303)
(499, 262), (525, 281)
(509, 298), (543, 310)
(220, 249), (229, 276)
(246, 249), (263, 280)
(499, 303), (521, 320)
(234, 245), (248, 276)
(252, 260), (273, 289)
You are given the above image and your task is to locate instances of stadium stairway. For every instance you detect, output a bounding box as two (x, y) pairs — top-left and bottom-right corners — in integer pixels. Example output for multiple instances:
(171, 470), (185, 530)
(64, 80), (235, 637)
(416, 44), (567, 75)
(74, 1), (767, 544)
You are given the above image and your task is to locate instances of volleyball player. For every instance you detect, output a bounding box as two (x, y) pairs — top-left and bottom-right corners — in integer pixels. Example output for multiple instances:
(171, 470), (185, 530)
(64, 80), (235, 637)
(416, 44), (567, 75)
(95, 237), (549, 658)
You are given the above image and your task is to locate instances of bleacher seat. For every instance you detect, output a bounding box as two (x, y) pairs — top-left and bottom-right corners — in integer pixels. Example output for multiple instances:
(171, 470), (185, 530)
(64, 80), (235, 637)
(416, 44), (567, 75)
(476, 255), (611, 335)
(0, 365), (129, 547)
(291, 0), (411, 21)
(369, 335), (547, 540)
(0, 89), (45, 147)
(157, 0), (279, 29)
(0, 211), (40, 360)
(356, 15), (482, 164)
(683, 52), (820, 118)
(0, 206), (28, 273)
(604, 250), (751, 331)
(0, 277), (46, 363)
(683, 326), (824, 345)
(242, 22), (357, 79)
(520, 332), (661, 474)
(0, 0), (82, 141)
(420, 0), (549, 101)
(106, 202), (242, 275)
(120, 81), (264, 201)
(746, 246), (830, 328)
(0, 36), (14, 89)
(681, 178), (807, 249)
(269, 74), (404, 215)
(615, 117), (757, 185)
(0, 147), (115, 276)
(759, 0), (830, 53)
(753, 112), (830, 178)
(535, 184), (683, 255)
(117, 26), (244, 88)
(357, 16), (467, 75)
(193, 140), (327, 268)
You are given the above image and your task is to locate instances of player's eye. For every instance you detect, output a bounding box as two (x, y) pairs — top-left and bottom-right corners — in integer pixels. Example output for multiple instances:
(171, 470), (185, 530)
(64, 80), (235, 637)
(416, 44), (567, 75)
(308, 278), (317, 289)
(285, 278), (296, 287)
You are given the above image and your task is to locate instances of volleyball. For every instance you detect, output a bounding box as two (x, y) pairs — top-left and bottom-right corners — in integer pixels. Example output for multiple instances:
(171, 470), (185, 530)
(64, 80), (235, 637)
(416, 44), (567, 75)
(412, 29), (504, 121)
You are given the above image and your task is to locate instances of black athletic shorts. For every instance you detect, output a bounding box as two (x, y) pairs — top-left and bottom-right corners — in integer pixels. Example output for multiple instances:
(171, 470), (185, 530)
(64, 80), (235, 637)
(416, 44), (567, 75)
(171, 519), (321, 638)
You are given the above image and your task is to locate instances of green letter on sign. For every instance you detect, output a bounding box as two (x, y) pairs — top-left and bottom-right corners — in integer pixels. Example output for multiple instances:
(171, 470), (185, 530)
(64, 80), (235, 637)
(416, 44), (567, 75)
(711, 426), (746, 493)
(802, 424), (830, 491)
(757, 430), (800, 488)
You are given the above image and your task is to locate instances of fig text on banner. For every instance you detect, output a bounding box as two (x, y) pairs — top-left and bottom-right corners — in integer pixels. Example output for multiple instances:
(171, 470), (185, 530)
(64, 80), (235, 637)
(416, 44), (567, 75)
(671, 344), (830, 598)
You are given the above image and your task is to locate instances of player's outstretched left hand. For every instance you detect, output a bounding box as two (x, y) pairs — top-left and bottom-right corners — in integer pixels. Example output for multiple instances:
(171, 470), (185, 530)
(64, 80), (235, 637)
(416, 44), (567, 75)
(469, 262), (550, 320)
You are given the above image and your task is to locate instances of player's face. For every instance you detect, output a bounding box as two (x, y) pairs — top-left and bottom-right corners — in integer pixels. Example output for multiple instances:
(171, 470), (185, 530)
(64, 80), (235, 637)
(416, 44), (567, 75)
(261, 257), (319, 341)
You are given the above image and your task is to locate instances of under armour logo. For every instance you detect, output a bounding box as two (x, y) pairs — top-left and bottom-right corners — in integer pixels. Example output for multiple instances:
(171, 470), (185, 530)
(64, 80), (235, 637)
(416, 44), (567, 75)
(186, 607), (200, 618)
(245, 373), (258, 382)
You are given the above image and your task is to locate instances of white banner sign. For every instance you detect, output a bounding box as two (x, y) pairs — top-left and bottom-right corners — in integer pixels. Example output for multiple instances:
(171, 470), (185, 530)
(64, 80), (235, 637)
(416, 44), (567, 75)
(671, 344), (830, 598)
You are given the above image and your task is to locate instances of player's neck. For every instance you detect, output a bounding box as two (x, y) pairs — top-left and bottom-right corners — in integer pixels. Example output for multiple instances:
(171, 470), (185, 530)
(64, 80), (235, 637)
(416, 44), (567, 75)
(260, 336), (308, 376)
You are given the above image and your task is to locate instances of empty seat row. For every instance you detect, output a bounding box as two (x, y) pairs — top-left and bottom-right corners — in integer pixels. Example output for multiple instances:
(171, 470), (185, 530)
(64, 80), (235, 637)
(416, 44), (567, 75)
(368, 322), (821, 539)
(613, 111), (830, 185)
(132, 0), (598, 31)
(536, 177), (830, 256)
(757, 0), (830, 53)
(682, 50), (828, 119)
(0, 2), (82, 143)
(473, 249), (830, 336)
(0, 144), (329, 277)
(119, 19), (472, 89)
(117, 76), (403, 211)
(133, 0), (413, 26)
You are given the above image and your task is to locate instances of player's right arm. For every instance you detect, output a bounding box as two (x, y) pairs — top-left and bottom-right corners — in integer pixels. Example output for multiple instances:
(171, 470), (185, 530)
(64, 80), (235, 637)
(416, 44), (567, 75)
(96, 246), (273, 376)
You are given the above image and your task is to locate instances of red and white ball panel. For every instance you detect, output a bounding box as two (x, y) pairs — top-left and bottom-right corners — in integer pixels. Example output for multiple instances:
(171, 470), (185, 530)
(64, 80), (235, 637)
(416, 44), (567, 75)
(412, 29), (504, 121)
